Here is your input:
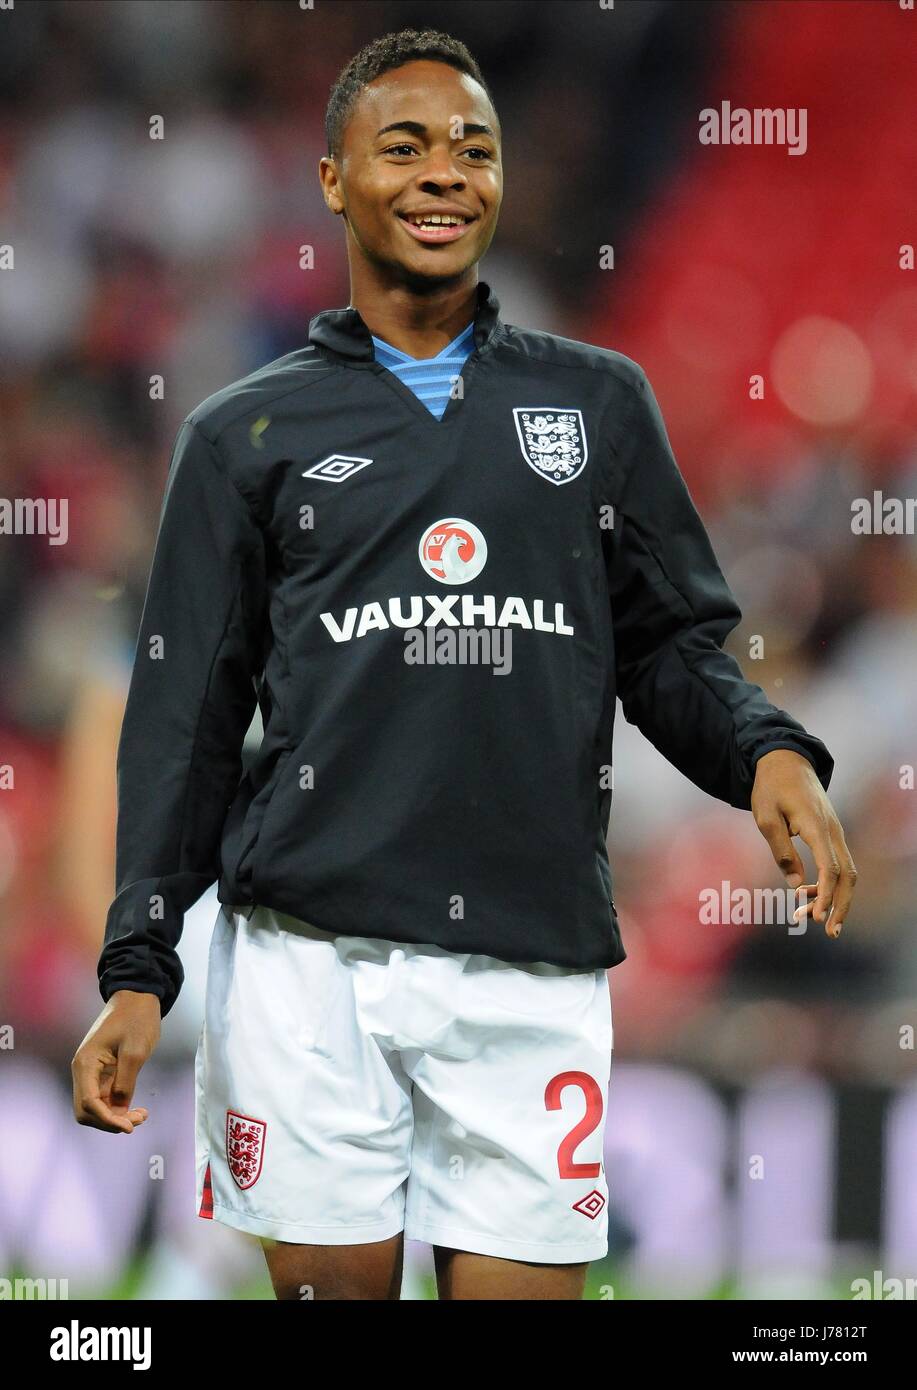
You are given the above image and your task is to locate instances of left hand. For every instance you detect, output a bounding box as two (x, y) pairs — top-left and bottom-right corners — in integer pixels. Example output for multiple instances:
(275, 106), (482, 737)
(750, 748), (857, 939)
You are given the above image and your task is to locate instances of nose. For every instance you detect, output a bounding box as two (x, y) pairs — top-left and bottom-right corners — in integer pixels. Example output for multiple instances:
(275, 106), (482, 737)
(417, 148), (468, 192)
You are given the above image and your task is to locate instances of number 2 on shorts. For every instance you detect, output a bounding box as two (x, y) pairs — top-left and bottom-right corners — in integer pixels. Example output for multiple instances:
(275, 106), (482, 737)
(544, 1070), (604, 1179)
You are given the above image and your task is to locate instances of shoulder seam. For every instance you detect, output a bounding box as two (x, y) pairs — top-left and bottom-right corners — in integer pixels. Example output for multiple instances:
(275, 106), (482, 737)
(499, 330), (649, 400)
(191, 363), (339, 447)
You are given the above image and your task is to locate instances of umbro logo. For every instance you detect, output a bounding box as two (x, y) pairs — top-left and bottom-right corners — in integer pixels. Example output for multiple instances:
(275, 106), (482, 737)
(572, 1189), (606, 1220)
(302, 454), (373, 482)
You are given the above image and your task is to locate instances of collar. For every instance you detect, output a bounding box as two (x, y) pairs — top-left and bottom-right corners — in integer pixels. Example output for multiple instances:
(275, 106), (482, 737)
(308, 279), (503, 363)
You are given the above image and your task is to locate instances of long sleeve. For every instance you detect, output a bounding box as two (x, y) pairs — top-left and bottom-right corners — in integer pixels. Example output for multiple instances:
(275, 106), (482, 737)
(603, 368), (834, 809)
(97, 418), (267, 1017)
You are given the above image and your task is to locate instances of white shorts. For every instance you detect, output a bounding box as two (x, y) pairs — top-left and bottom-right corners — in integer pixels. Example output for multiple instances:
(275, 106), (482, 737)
(194, 903), (614, 1264)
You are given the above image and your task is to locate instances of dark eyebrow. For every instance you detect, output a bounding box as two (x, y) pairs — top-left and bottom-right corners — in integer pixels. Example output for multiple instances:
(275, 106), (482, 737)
(376, 120), (496, 140)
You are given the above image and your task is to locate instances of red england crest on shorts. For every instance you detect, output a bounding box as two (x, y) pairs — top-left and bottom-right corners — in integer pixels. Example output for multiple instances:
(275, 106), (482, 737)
(226, 1110), (267, 1190)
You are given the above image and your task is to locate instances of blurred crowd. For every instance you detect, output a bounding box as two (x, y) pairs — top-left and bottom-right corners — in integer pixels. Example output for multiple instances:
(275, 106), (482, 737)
(0, 0), (738, 1050)
(0, 0), (915, 1061)
(0, 0), (915, 1296)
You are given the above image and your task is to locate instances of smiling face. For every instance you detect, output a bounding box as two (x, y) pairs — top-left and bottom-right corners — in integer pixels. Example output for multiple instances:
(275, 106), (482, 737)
(321, 59), (502, 288)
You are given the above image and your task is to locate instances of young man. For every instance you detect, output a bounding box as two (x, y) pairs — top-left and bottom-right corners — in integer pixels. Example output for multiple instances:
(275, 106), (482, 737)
(72, 29), (856, 1301)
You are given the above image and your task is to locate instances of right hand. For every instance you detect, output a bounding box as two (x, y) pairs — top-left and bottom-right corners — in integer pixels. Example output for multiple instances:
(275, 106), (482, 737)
(72, 990), (161, 1133)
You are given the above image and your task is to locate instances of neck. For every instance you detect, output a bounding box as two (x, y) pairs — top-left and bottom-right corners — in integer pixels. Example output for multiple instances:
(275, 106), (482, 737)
(347, 264), (479, 360)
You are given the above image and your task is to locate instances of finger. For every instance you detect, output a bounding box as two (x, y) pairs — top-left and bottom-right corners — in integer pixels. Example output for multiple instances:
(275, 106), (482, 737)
(755, 809), (807, 887)
(73, 1051), (148, 1132)
(77, 1094), (138, 1134)
(111, 1047), (145, 1111)
(796, 815), (840, 928)
(824, 819), (857, 938)
(792, 883), (818, 921)
(111, 1105), (149, 1128)
(108, 1099), (149, 1125)
(72, 1050), (118, 1127)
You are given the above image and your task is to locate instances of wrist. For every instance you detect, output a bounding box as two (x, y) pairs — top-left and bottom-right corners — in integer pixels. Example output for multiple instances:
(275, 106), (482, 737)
(108, 989), (162, 1014)
(754, 746), (816, 775)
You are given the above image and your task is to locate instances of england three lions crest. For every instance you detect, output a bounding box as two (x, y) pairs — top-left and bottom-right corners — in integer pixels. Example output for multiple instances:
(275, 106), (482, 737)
(513, 408), (588, 485)
(226, 1109), (267, 1190)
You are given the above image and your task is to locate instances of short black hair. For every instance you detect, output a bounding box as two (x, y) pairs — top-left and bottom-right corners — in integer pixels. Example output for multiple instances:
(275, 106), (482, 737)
(325, 27), (497, 160)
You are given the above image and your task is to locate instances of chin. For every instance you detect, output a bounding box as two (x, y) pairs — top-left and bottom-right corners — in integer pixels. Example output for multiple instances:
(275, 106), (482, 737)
(398, 250), (476, 284)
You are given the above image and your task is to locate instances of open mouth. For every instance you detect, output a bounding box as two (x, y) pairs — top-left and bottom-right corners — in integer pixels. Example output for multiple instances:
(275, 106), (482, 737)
(397, 212), (476, 244)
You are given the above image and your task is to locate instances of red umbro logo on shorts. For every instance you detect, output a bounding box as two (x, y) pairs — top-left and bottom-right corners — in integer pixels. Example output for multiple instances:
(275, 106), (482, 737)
(572, 1189), (606, 1220)
(226, 1109), (267, 1190)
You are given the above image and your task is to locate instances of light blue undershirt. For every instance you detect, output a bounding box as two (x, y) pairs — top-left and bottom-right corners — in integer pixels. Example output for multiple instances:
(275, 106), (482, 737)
(371, 321), (475, 421)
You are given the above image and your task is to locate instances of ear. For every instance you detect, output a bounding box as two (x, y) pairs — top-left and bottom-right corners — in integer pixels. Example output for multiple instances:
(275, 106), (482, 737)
(319, 155), (345, 215)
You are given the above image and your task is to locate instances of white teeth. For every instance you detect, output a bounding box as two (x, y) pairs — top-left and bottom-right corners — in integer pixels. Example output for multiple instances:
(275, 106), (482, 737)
(406, 214), (466, 226)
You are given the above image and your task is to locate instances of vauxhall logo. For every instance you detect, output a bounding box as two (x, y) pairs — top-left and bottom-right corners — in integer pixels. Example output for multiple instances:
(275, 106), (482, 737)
(418, 518), (487, 584)
(319, 517), (575, 644)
